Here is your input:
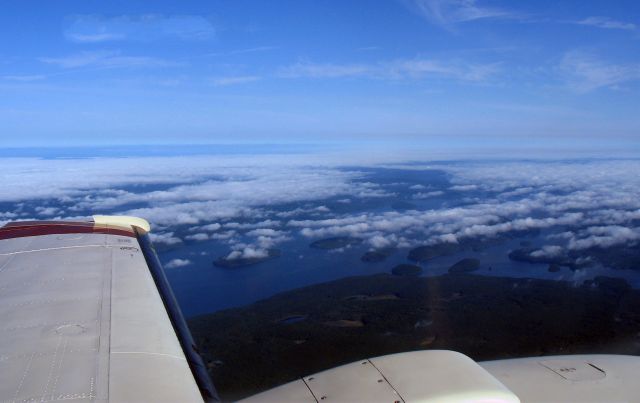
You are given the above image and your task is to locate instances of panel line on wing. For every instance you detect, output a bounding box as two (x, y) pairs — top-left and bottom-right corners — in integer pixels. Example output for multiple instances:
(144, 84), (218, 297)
(0, 244), (108, 257)
(110, 351), (188, 361)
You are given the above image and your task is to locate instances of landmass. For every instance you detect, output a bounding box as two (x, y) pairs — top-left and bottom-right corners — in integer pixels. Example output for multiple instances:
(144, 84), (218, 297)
(361, 248), (396, 263)
(189, 273), (640, 400)
(391, 264), (423, 276)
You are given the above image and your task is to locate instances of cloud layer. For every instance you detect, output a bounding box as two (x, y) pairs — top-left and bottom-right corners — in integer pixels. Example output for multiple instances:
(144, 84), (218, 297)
(2, 154), (640, 265)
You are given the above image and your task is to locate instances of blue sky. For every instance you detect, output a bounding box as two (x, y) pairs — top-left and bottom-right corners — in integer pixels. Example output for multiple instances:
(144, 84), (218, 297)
(0, 0), (638, 149)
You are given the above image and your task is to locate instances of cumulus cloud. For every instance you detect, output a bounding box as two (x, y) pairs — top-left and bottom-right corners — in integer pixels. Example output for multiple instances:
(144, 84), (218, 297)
(199, 223), (222, 231)
(185, 232), (209, 241)
(282, 159), (640, 255)
(368, 234), (400, 249)
(149, 231), (182, 246)
(245, 228), (285, 237)
(568, 226), (640, 250)
(35, 206), (60, 216)
(413, 190), (444, 199)
(164, 258), (192, 269)
(449, 184), (478, 191)
(530, 245), (564, 259)
(226, 247), (269, 260)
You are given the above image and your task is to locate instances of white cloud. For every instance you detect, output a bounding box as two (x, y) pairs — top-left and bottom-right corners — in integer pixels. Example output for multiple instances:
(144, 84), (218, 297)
(530, 245), (564, 259)
(413, 190), (444, 199)
(284, 159), (640, 253)
(568, 226), (640, 250)
(185, 232), (209, 241)
(368, 234), (397, 249)
(199, 223), (222, 231)
(35, 206), (60, 216)
(149, 231), (182, 246)
(226, 247), (268, 260)
(224, 220), (281, 230)
(245, 228), (285, 237)
(164, 258), (192, 269)
(450, 184), (478, 191)
(210, 231), (237, 240)
(0, 155), (394, 226)
(575, 16), (636, 31)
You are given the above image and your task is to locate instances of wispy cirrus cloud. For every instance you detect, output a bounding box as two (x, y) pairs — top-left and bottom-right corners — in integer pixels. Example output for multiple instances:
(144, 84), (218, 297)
(279, 58), (501, 82)
(574, 16), (636, 31)
(40, 50), (181, 69)
(2, 75), (46, 82)
(210, 75), (261, 86)
(230, 46), (278, 55)
(64, 14), (215, 43)
(404, 0), (518, 27)
(279, 62), (370, 79)
(560, 50), (640, 92)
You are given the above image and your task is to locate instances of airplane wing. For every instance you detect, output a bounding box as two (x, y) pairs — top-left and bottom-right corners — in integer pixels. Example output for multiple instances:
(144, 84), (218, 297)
(0, 216), (218, 402)
(4, 216), (640, 403)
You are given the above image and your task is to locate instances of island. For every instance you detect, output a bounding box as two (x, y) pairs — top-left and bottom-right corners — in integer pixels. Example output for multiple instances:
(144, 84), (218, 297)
(448, 258), (480, 273)
(361, 248), (395, 263)
(408, 242), (460, 262)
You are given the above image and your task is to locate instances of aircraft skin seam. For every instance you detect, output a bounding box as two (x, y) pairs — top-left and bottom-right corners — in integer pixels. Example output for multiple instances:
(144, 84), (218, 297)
(110, 351), (188, 361)
(300, 376), (319, 402)
(0, 244), (122, 256)
(367, 359), (406, 403)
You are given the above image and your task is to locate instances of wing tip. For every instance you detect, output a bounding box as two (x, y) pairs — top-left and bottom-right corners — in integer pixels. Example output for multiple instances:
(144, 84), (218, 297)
(92, 215), (151, 234)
